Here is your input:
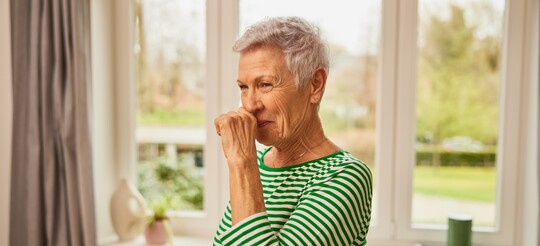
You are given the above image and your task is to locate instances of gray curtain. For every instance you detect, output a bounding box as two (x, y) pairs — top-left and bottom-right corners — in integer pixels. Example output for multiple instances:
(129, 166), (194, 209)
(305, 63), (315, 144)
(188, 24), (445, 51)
(9, 0), (96, 245)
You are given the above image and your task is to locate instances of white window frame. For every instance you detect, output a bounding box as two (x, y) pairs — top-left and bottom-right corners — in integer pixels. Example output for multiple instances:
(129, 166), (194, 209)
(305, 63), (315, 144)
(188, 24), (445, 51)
(109, 0), (533, 242)
(0, 0), (13, 245)
(392, 0), (528, 245)
(111, 0), (241, 237)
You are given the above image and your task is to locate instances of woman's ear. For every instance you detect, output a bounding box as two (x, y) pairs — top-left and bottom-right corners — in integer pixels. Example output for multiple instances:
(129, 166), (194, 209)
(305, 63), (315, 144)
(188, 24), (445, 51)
(310, 67), (327, 104)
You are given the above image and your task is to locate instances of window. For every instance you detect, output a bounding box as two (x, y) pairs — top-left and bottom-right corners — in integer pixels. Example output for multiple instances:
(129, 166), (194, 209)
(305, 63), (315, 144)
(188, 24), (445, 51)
(129, 0), (225, 236)
(394, 0), (528, 244)
(135, 0), (206, 212)
(413, 0), (505, 229)
(109, 0), (532, 243)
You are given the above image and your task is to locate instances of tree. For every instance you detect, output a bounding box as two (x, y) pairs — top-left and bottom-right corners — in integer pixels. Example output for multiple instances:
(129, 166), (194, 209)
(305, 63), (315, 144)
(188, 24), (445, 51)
(416, 4), (500, 150)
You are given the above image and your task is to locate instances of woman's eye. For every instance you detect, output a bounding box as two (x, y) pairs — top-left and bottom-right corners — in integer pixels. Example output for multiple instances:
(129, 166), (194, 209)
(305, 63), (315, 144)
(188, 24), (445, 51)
(238, 85), (248, 91)
(260, 83), (273, 91)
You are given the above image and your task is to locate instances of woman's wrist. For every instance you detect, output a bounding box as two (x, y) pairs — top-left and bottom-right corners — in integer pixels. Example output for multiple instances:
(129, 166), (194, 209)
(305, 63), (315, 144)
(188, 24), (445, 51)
(228, 157), (265, 225)
(227, 156), (258, 171)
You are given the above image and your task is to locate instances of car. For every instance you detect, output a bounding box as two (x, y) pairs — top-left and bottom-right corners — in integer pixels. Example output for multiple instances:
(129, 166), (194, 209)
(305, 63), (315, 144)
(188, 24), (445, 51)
(441, 136), (485, 152)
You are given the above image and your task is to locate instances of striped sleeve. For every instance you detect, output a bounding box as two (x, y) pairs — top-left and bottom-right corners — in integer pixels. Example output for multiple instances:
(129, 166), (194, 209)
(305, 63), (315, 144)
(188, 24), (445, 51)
(214, 212), (276, 246)
(213, 161), (373, 246)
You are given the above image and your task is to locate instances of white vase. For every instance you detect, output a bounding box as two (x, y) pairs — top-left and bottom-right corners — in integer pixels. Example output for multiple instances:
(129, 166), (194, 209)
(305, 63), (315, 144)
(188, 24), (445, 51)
(110, 178), (149, 241)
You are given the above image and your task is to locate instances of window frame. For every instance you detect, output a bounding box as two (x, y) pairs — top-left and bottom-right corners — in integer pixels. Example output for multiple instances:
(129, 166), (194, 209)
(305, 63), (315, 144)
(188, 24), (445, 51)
(392, 0), (527, 245)
(112, 0), (240, 237)
(110, 0), (532, 243)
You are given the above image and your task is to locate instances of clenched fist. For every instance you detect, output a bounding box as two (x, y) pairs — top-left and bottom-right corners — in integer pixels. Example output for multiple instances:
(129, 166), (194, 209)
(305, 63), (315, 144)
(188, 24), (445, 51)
(214, 107), (258, 167)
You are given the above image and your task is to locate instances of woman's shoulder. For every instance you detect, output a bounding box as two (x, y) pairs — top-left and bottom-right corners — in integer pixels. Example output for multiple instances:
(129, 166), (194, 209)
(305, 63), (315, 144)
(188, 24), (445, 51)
(312, 150), (372, 184)
(329, 150), (370, 169)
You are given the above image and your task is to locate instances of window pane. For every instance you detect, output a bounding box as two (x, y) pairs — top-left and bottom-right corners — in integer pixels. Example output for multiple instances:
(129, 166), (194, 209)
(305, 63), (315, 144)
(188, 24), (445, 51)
(240, 0), (381, 223)
(413, 0), (505, 228)
(135, 0), (206, 211)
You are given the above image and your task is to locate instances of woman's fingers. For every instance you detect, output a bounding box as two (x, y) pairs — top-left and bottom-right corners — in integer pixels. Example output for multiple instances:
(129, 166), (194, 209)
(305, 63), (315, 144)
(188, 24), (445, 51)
(238, 107), (254, 119)
(214, 108), (258, 163)
(215, 109), (256, 136)
(238, 107), (257, 130)
(215, 111), (238, 136)
(214, 122), (221, 136)
(214, 117), (222, 136)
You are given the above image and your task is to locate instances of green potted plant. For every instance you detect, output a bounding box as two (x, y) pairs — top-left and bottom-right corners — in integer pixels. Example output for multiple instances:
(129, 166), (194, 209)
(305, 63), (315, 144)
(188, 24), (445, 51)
(144, 197), (174, 245)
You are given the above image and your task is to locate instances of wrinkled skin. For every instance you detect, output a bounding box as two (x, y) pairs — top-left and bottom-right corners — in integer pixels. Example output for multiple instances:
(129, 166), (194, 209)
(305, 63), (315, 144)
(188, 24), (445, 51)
(215, 45), (330, 168)
(237, 46), (312, 147)
(214, 45), (336, 225)
(214, 107), (258, 165)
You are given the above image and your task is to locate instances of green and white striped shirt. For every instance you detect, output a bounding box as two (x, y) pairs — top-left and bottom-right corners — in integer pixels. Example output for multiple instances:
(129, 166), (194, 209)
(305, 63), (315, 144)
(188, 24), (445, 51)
(213, 147), (373, 246)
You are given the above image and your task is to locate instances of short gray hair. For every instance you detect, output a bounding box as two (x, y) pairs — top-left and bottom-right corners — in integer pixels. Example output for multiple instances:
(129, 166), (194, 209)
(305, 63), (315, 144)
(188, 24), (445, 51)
(233, 16), (329, 90)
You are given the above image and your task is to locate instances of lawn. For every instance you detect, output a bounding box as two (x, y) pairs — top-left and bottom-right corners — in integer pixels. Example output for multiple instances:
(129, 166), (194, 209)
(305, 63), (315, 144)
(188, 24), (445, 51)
(138, 109), (204, 126)
(413, 166), (496, 203)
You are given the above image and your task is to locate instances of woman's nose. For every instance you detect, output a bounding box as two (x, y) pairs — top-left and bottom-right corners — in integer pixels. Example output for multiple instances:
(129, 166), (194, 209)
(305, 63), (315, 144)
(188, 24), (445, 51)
(243, 90), (264, 113)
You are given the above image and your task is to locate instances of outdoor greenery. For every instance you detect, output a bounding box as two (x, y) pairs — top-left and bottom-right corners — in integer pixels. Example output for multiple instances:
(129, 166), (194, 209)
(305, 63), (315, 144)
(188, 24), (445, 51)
(147, 196), (170, 224)
(416, 4), (500, 146)
(416, 149), (496, 167)
(414, 166), (496, 203)
(135, 0), (205, 127)
(138, 108), (204, 126)
(411, 3), (501, 207)
(137, 155), (203, 211)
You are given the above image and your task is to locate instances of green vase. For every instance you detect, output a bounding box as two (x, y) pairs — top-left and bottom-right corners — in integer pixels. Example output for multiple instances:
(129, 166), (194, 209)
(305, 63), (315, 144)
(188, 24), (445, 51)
(447, 214), (472, 246)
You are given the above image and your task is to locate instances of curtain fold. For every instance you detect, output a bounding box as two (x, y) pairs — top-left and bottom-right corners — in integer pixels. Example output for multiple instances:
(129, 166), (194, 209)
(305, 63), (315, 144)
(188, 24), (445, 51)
(10, 0), (96, 245)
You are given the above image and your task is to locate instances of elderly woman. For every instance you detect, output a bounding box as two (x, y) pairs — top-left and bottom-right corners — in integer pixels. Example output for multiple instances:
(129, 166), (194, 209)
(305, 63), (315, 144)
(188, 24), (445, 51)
(213, 16), (373, 246)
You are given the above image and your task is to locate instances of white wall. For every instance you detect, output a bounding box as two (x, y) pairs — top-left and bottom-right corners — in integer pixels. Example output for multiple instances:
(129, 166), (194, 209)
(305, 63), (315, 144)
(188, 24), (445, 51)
(522, 62), (538, 245)
(0, 0), (12, 245)
(91, 0), (120, 242)
(520, 0), (539, 244)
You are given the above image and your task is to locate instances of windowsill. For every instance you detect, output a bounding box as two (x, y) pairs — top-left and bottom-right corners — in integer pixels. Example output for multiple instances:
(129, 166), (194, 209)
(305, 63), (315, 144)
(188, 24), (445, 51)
(99, 235), (213, 246)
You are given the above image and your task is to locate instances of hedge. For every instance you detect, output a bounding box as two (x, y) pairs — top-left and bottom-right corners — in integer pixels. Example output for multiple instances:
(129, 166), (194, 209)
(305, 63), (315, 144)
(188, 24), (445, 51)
(416, 150), (496, 167)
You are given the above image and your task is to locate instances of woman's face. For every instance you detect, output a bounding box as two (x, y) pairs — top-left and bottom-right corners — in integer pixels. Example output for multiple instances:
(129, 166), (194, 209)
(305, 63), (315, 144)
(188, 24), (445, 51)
(237, 45), (314, 146)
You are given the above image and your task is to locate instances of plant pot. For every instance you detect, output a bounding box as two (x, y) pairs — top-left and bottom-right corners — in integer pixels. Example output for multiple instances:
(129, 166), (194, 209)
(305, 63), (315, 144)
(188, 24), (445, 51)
(144, 219), (169, 245)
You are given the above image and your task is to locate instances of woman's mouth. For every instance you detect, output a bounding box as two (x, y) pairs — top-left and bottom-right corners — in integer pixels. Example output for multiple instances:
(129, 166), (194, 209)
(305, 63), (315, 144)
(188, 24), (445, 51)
(257, 121), (272, 128)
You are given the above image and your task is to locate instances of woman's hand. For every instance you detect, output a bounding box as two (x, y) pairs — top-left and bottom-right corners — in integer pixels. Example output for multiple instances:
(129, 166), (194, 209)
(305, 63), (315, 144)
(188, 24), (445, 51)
(214, 107), (258, 167)
(215, 108), (265, 225)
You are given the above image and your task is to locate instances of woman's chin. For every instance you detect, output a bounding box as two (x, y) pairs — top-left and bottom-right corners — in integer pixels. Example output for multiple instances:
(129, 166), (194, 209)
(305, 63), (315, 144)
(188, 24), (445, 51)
(255, 134), (274, 147)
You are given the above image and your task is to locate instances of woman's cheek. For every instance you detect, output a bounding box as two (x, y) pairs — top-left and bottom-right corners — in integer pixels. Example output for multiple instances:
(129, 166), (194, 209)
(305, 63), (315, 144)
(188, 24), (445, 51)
(270, 91), (298, 136)
(275, 100), (294, 136)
